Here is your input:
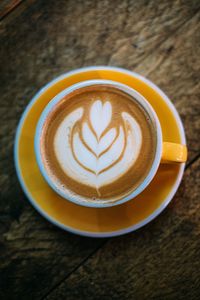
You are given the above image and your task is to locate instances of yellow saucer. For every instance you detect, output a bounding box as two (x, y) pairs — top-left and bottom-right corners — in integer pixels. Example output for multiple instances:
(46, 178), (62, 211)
(14, 67), (186, 237)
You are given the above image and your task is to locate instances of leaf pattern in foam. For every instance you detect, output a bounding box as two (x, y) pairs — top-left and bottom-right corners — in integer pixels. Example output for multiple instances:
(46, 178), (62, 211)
(74, 126), (120, 174)
(73, 132), (96, 172)
(82, 122), (97, 154)
(72, 101), (124, 175)
(90, 100), (112, 138)
(98, 126), (125, 173)
(98, 128), (117, 155)
(54, 101), (142, 191)
(82, 122), (117, 156)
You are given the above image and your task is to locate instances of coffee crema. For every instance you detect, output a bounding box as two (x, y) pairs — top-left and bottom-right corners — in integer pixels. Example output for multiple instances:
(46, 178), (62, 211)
(40, 85), (157, 203)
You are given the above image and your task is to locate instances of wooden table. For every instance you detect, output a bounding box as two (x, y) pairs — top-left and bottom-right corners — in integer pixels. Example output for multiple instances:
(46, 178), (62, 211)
(0, 1), (199, 299)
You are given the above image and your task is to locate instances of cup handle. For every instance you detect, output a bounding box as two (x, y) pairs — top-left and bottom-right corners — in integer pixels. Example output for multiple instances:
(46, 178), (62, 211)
(161, 142), (187, 163)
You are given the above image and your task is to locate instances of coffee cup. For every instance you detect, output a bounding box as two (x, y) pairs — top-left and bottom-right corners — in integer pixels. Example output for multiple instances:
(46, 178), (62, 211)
(35, 80), (187, 207)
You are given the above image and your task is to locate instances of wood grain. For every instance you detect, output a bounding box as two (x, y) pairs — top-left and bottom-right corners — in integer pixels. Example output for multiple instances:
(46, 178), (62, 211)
(0, 209), (105, 299)
(0, 0), (23, 20)
(134, 12), (200, 162)
(0, 0), (199, 299)
(46, 158), (200, 300)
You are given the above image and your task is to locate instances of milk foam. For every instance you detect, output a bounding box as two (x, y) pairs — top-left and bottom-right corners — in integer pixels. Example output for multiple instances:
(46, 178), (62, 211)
(54, 100), (142, 191)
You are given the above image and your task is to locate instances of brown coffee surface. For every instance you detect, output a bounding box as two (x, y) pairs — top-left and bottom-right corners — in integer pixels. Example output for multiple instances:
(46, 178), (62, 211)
(40, 85), (157, 203)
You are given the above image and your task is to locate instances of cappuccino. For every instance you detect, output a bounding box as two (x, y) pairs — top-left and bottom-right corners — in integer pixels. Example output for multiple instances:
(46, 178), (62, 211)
(39, 85), (157, 203)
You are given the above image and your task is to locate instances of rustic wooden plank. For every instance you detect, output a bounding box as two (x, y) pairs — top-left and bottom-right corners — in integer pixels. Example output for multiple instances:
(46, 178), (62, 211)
(134, 12), (200, 162)
(108, 11), (200, 162)
(0, 207), (105, 299)
(0, 0), (23, 20)
(45, 157), (200, 300)
(0, 0), (199, 299)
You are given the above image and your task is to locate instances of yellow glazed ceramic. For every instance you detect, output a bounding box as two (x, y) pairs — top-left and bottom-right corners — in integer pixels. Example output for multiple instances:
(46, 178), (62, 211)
(15, 67), (186, 237)
(162, 142), (187, 163)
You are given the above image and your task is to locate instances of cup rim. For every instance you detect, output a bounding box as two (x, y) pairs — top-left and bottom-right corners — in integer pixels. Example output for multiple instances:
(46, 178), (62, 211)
(35, 79), (163, 208)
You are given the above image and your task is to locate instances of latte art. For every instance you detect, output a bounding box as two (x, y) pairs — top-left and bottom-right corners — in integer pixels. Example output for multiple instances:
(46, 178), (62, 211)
(54, 100), (142, 193)
(40, 86), (157, 202)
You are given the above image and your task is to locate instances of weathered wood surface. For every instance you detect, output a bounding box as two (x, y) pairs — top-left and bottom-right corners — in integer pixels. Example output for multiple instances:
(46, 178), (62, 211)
(0, 0), (199, 299)
(0, 0), (23, 20)
(46, 158), (200, 300)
